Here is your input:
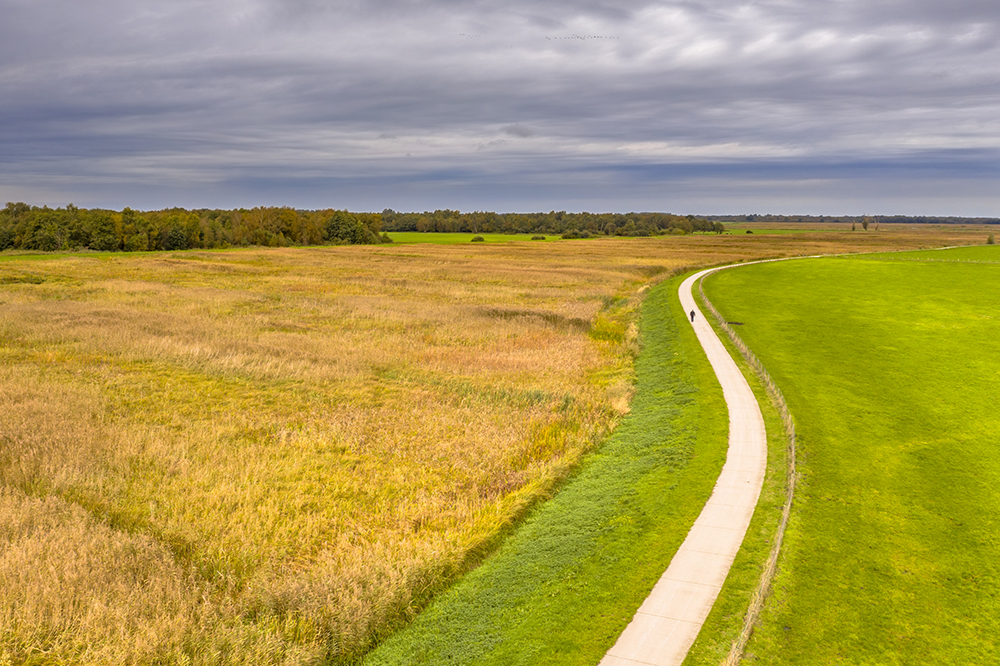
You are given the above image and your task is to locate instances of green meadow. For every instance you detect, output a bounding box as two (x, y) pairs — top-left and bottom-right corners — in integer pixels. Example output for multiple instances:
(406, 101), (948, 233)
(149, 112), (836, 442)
(702, 246), (1000, 663)
(860, 244), (1000, 262)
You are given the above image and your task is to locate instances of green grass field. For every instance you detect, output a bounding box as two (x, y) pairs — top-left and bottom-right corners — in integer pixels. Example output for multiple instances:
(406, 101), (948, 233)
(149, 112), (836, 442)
(860, 244), (1000, 262)
(702, 246), (1000, 663)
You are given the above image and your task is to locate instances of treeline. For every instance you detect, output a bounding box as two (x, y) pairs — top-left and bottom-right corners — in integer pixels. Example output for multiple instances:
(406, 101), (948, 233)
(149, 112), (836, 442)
(0, 203), (726, 253)
(0, 203), (388, 252)
(380, 209), (724, 237)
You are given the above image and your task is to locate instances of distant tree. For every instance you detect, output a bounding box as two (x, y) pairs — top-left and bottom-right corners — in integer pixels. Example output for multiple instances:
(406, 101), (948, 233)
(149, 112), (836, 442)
(121, 208), (149, 251)
(852, 222), (856, 231)
(88, 210), (120, 251)
(862, 217), (869, 231)
(35, 221), (67, 251)
(165, 225), (188, 250)
(325, 210), (366, 244)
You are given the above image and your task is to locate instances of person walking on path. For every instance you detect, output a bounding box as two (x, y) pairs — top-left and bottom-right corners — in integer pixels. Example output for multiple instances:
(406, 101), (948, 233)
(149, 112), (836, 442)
(690, 309), (696, 322)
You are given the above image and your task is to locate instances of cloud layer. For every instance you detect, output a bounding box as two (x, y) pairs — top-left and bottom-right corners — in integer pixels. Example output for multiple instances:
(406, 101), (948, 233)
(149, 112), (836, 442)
(2, 0), (998, 213)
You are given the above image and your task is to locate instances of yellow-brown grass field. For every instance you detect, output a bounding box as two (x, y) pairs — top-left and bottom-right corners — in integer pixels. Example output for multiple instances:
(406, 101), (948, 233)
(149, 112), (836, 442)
(0, 226), (986, 665)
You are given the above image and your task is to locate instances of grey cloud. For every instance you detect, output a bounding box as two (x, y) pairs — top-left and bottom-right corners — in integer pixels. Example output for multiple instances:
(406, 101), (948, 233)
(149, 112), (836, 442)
(501, 124), (533, 137)
(1, 0), (999, 212)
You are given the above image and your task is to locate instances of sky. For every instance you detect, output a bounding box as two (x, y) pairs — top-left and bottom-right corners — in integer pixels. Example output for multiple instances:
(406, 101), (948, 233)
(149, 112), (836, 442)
(2, 0), (999, 215)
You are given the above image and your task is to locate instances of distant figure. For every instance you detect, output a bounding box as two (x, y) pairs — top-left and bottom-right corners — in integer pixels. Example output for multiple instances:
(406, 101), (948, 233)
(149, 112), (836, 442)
(690, 310), (696, 322)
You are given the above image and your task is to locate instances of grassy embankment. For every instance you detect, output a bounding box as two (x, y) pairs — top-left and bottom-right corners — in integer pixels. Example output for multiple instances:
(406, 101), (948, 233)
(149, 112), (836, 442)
(0, 228), (988, 664)
(703, 246), (1000, 663)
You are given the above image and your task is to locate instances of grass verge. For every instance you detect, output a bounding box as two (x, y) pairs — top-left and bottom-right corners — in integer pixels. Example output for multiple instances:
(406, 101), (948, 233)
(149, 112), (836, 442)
(364, 272), (729, 666)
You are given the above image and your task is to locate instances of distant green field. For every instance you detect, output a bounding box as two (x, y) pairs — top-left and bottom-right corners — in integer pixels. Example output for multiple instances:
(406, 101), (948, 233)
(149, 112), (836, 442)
(703, 249), (1000, 663)
(860, 244), (1000, 262)
(384, 232), (564, 244)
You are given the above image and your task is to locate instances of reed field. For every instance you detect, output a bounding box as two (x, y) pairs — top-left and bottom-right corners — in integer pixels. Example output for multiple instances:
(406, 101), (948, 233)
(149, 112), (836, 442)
(702, 245), (1000, 663)
(0, 225), (989, 665)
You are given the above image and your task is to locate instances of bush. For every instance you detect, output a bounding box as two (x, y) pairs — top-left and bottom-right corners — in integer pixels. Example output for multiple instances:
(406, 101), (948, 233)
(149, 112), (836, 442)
(164, 226), (188, 250)
(471, 236), (485, 242)
(988, 234), (995, 245)
(531, 235), (546, 241)
(381, 233), (393, 243)
(746, 230), (754, 234)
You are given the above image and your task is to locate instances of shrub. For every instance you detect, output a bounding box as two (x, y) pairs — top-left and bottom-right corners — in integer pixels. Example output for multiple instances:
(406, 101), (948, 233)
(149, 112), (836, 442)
(471, 236), (485, 242)
(164, 225), (188, 250)
(989, 234), (995, 245)
(746, 230), (754, 234)
(532, 235), (546, 241)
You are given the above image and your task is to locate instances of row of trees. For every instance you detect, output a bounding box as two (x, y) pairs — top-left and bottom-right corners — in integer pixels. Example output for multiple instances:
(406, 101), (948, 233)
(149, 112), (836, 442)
(0, 203), (725, 254)
(0, 204), (388, 252)
(379, 209), (724, 236)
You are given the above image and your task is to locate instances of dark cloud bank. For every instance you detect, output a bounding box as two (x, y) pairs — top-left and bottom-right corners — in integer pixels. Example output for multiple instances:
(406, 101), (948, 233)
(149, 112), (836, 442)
(1, 0), (998, 214)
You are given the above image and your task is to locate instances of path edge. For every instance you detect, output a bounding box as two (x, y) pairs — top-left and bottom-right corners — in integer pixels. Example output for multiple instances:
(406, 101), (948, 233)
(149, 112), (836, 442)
(694, 269), (798, 666)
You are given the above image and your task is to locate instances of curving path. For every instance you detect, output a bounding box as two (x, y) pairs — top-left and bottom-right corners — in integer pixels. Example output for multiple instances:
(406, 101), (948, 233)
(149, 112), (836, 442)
(600, 268), (767, 666)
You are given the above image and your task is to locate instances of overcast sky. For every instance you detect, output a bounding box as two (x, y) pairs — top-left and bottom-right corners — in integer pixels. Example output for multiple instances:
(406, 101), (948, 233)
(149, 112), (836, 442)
(2, 0), (998, 214)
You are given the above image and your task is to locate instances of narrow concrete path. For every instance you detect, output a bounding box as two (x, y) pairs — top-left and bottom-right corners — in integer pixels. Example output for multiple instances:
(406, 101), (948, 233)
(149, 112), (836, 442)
(600, 268), (767, 666)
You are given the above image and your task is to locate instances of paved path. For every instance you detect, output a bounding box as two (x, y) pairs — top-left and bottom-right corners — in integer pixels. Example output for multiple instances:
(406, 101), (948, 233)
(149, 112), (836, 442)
(600, 268), (767, 666)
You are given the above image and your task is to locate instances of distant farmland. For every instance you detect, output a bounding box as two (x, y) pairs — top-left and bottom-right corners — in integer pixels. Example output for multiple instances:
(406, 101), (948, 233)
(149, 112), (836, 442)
(0, 227), (990, 664)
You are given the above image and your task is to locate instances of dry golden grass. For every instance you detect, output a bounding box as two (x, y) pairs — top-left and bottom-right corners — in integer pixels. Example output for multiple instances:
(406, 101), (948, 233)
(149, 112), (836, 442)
(0, 227), (986, 664)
